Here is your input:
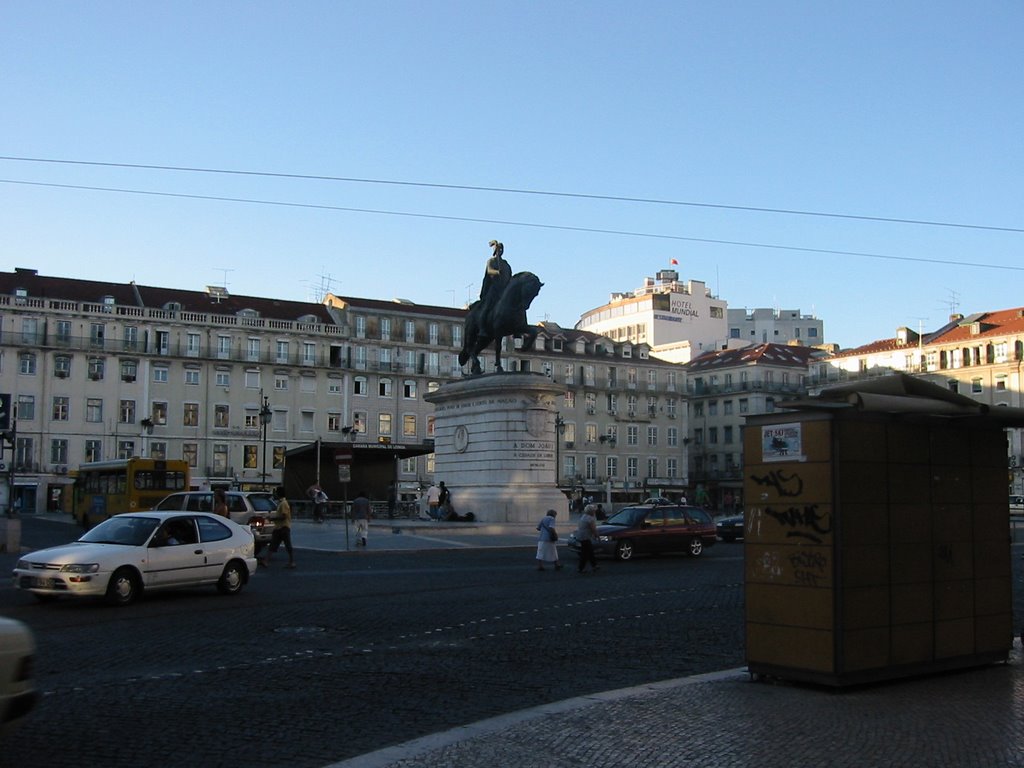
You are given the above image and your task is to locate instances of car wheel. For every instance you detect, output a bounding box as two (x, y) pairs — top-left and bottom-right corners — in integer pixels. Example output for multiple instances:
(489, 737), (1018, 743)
(615, 540), (635, 561)
(688, 537), (704, 557)
(217, 561), (246, 595)
(105, 567), (140, 606)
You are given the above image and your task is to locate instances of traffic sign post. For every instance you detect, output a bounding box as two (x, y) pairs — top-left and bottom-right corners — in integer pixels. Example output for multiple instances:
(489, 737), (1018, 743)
(335, 447), (352, 482)
(335, 448), (353, 548)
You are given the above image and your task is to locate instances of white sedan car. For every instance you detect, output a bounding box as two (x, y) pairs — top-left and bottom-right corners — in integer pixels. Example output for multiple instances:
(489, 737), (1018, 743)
(12, 512), (258, 606)
(0, 617), (37, 737)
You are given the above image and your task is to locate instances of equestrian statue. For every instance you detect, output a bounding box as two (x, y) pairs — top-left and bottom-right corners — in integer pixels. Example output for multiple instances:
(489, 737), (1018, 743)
(458, 240), (543, 375)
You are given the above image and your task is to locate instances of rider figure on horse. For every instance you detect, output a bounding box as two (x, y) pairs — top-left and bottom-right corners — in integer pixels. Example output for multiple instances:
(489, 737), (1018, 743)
(479, 240), (512, 336)
(459, 240), (542, 375)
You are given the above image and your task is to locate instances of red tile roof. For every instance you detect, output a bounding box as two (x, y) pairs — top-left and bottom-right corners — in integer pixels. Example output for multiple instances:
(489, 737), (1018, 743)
(684, 343), (818, 370)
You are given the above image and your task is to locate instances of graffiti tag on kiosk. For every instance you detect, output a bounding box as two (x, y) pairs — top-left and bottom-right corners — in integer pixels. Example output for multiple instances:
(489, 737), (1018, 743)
(763, 504), (831, 544)
(750, 469), (804, 498)
(755, 550), (783, 580)
(789, 550), (828, 587)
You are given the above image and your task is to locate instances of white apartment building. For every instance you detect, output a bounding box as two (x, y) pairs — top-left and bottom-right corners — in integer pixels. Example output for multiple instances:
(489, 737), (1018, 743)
(813, 307), (1024, 494)
(0, 268), (691, 514)
(523, 322), (689, 503)
(575, 269), (727, 364)
(727, 307), (825, 346)
(684, 342), (820, 509)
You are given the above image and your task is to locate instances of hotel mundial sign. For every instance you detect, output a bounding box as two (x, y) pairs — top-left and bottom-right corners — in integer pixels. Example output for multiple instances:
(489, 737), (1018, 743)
(654, 296), (701, 324)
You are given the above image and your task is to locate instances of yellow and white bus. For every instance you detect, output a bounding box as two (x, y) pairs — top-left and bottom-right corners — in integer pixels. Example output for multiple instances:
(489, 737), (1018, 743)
(71, 458), (191, 528)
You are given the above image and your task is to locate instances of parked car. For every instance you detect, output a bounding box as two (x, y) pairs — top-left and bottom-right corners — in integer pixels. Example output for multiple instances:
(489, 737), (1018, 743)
(13, 512), (258, 606)
(1010, 496), (1024, 515)
(0, 617), (37, 738)
(567, 503), (716, 561)
(716, 512), (745, 542)
(153, 490), (277, 545)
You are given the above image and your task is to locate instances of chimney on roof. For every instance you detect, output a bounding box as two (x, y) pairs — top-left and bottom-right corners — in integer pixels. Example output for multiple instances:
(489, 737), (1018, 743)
(950, 313), (964, 323)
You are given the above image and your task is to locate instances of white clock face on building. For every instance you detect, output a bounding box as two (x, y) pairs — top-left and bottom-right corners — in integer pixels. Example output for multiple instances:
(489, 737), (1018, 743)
(454, 425), (469, 453)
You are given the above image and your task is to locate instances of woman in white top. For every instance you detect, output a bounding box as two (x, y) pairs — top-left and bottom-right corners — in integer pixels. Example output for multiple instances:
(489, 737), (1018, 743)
(535, 509), (563, 571)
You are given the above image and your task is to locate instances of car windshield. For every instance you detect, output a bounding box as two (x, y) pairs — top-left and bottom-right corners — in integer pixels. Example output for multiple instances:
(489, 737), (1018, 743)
(79, 516), (162, 547)
(605, 507), (647, 527)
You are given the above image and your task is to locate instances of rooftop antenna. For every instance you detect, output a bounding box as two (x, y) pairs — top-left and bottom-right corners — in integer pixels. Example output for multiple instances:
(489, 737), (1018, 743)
(213, 267), (233, 289)
(942, 289), (961, 318)
(208, 268), (234, 303)
(311, 270), (339, 302)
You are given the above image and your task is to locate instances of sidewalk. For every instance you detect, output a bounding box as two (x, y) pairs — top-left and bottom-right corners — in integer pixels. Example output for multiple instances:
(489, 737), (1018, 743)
(328, 649), (1024, 768)
(290, 516), (540, 552)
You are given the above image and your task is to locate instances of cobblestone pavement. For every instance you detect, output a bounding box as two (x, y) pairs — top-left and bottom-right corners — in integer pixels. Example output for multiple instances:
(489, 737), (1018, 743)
(328, 651), (1024, 768)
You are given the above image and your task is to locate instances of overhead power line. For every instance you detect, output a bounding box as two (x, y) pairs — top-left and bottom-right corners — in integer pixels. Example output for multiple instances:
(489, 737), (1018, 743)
(2, 177), (1021, 273)
(1, 154), (1021, 234)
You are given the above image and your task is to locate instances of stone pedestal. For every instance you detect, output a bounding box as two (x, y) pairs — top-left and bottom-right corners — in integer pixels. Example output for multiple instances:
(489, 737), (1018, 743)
(425, 373), (568, 523)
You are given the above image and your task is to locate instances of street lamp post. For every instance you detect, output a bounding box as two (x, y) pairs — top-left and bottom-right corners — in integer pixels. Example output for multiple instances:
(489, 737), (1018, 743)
(259, 392), (272, 490)
(554, 413), (565, 488)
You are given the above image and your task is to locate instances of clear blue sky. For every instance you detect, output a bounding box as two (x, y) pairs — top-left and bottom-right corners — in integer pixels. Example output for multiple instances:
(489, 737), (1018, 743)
(2, 1), (1021, 349)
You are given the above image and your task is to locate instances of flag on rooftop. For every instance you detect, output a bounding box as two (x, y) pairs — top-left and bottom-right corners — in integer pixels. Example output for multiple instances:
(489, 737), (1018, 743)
(670, 258), (678, 265)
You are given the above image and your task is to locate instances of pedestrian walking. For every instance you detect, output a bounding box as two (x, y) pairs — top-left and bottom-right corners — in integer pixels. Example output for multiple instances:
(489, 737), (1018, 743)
(213, 488), (230, 519)
(260, 486), (295, 569)
(426, 482), (442, 520)
(575, 503), (600, 573)
(352, 489), (371, 547)
(535, 509), (563, 571)
(387, 482), (397, 519)
(307, 483), (329, 523)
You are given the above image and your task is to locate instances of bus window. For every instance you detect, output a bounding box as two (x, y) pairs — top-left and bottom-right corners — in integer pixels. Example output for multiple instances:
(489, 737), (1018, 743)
(72, 458), (191, 529)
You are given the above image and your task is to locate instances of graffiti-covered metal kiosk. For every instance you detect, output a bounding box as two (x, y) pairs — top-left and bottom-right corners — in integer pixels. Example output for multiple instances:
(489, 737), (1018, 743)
(743, 374), (1024, 686)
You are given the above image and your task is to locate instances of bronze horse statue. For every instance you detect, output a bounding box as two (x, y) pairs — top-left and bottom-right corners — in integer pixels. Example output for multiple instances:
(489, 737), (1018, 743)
(459, 271), (543, 375)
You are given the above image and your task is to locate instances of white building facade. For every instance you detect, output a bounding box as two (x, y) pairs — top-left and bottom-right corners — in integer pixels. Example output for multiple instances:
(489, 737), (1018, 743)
(575, 269), (727, 363)
(0, 268), (691, 514)
(727, 307), (824, 346)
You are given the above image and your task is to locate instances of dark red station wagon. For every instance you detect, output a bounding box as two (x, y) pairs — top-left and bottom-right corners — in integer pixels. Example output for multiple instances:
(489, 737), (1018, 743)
(568, 503), (717, 561)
